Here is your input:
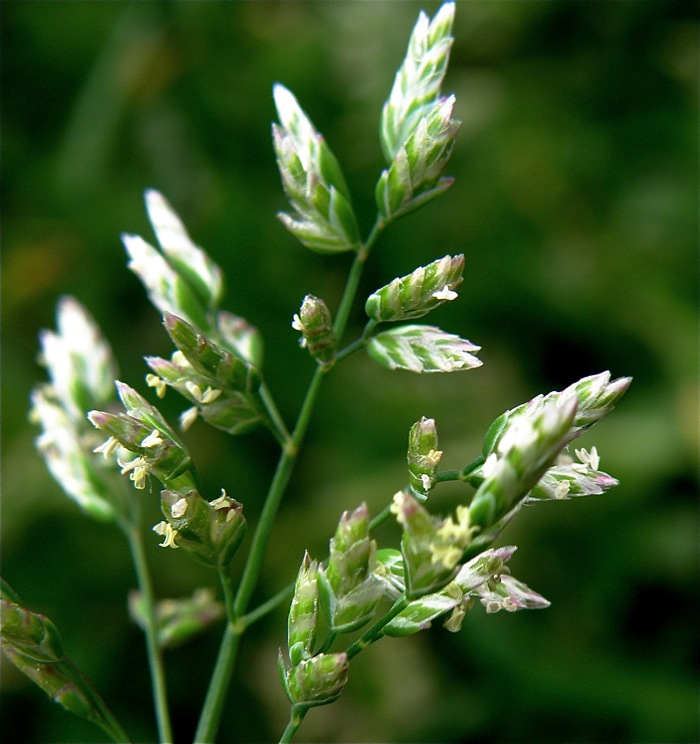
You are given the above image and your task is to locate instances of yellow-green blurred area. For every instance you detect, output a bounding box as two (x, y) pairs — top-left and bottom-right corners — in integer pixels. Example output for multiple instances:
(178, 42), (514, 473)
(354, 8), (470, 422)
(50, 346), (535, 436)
(2, 1), (697, 742)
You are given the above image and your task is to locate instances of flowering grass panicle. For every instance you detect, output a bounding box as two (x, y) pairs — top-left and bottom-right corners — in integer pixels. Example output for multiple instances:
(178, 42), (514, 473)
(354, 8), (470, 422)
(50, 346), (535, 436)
(5, 4), (632, 744)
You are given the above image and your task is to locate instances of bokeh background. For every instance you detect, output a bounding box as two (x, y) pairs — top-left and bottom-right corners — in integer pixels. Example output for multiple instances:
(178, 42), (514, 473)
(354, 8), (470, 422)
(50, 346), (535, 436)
(2, 1), (697, 742)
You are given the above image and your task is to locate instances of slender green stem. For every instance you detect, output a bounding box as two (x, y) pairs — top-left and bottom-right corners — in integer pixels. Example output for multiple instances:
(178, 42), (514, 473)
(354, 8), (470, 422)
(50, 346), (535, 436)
(259, 381), (292, 447)
(239, 583), (295, 630)
(193, 361), (326, 744)
(193, 623), (243, 743)
(345, 596), (408, 660)
(333, 336), (367, 364)
(363, 218), (385, 260)
(235, 230), (386, 619)
(193, 365), (325, 743)
(317, 630), (337, 655)
(219, 567), (236, 625)
(195, 222), (385, 743)
(325, 315), (380, 366)
(369, 503), (393, 532)
(461, 454), (485, 479)
(123, 516), (173, 744)
(332, 255), (368, 340)
(332, 220), (383, 341)
(436, 469), (463, 483)
(209, 322), (291, 447)
(279, 705), (308, 744)
(362, 318), (379, 341)
(234, 365), (326, 617)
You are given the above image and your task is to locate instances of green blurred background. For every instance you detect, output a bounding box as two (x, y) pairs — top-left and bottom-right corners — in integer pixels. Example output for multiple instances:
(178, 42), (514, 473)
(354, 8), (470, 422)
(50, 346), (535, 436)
(2, 1), (697, 742)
